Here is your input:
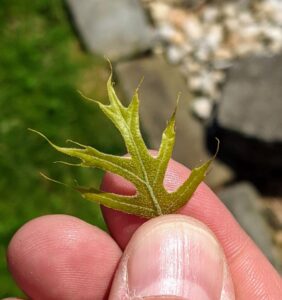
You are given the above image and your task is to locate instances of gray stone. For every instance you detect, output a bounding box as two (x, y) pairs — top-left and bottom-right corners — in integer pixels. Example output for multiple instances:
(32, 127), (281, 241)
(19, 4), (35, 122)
(115, 55), (234, 188)
(211, 55), (282, 171)
(263, 198), (282, 231)
(264, 207), (282, 230)
(66, 0), (154, 60)
(218, 182), (282, 272)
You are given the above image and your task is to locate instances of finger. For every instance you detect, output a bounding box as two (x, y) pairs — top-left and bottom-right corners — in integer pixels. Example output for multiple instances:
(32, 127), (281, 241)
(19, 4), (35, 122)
(109, 215), (235, 300)
(2, 298), (23, 300)
(7, 215), (122, 300)
(101, 158), (282, 299)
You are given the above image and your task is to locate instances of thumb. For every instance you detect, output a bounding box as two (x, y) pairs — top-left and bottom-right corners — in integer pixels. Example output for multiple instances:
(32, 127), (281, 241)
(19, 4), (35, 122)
(109, 215), (235, 300)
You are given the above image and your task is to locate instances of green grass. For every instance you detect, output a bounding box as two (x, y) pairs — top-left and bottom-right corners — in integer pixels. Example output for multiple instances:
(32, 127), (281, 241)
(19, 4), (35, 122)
(0, 1), (124, 297)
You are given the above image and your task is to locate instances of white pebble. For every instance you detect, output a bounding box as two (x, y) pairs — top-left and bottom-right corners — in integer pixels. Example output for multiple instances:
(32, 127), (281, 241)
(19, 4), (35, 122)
(195, 46), (211, 62)
(224, 18), (240, 32)
(183, 15), (203, 41)
(214, 46), (233, 61)
(201, 6), (219, 23)
(188, 76), (202, 91)
(189, 71), (218, 97)
(150, 3), (171, 23)
(184, 59), (202, 73)
(238, 12), (254, 26)
(158, 24), (179, 41)
(191, 97), (213, 120)
(205, 24), (223, 50)
(166, 45), (185, 64)
(262, 26), (282, 43)
(222, 3), (237, 18)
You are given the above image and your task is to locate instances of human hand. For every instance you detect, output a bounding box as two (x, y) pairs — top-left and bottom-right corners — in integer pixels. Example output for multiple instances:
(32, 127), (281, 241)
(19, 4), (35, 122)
(5, 158), (282, 299)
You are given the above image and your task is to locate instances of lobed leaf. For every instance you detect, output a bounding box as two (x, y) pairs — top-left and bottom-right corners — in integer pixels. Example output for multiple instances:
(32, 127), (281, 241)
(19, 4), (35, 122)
(31, 74), (215, 218)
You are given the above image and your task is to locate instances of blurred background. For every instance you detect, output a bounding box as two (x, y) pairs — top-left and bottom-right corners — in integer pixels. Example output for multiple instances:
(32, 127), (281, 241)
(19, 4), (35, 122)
(0, 1), (126, 297)
(1, 0), (282, 297)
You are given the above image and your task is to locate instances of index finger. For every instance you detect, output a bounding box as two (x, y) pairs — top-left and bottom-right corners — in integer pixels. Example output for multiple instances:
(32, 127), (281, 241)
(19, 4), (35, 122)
(101, 157), (282, 299)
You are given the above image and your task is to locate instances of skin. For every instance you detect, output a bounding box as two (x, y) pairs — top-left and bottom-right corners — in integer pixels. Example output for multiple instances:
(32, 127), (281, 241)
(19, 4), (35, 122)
(5, 158), (282, 299)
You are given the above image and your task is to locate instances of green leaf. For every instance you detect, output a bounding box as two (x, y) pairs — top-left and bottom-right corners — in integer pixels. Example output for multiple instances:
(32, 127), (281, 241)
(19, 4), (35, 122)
(30, 73), (216, 218)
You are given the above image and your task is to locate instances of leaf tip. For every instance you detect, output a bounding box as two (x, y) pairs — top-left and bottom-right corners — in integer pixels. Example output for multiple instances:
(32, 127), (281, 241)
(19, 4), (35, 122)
(200, 138), (220, 176)
(105, 57), (114, 87)
(40, 172), (78, 191)
(77, 90), (98, 104)
(28, 128), (51, 144)
(214, 137), (220, 159)
(104, 56), (113, 71)
(173, 92), (181, 118)
(167, 93), (180, 127)
(135, 76), (144, 94)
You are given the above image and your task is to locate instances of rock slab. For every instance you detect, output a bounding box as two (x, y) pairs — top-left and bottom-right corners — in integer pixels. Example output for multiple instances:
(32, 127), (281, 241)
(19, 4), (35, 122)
(66, 0), (154, 60)
(116, 55), (234, 188)
(219, 182), (282, 272)
(211, 55), (282, 171)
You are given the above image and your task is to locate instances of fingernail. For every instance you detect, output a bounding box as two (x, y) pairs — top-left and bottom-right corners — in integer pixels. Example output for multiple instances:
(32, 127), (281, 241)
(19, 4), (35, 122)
(127, 217), (226, 300)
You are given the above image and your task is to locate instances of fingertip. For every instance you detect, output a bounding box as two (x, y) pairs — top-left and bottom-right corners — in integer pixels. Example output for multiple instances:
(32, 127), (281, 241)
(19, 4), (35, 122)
(109, 215), (235, 300)
(8, 214), (122, 300)
(2, 298), (23, 300)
